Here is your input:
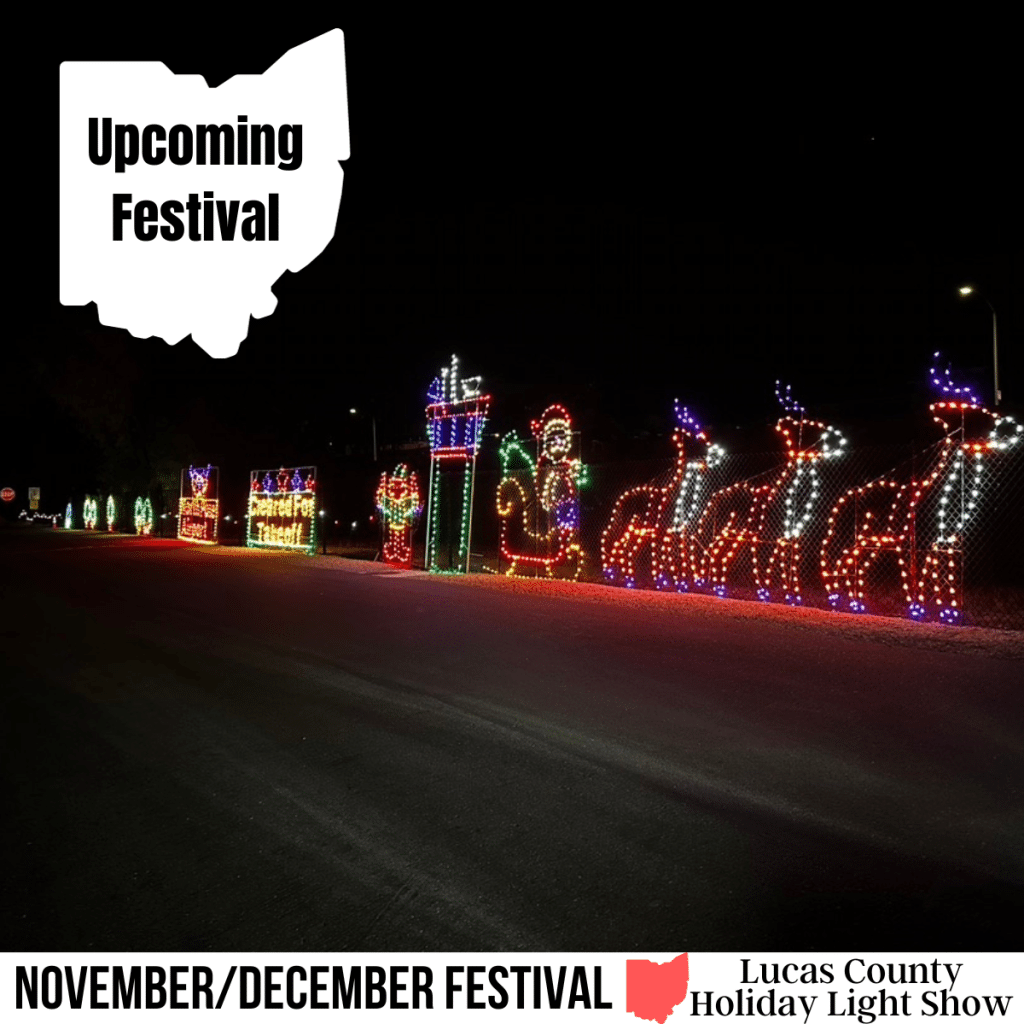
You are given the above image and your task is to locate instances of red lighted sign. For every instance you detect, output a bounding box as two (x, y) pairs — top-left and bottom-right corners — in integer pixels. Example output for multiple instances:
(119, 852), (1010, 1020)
(1, 487), (15, 502)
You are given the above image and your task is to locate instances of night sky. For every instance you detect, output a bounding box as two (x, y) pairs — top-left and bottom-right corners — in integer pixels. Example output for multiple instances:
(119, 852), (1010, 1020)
(7, 15), (1020, 514)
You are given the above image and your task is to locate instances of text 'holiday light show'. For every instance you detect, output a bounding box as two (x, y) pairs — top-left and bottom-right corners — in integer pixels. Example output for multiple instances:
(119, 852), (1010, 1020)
(178, 465), (219, 544)
(247, 467), (317, 554)
(425, 355), (491, 574)
(375, 464), (422, 569)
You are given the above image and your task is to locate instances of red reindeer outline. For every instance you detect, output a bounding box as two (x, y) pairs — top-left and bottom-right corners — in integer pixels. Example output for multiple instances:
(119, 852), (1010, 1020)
(821, 356), (1021, 623)
(601, 402), (723, 590)
(694, 384), (846, 604)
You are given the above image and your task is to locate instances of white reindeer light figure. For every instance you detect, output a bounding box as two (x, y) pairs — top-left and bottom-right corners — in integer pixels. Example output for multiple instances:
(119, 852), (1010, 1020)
(600, 401), (723, 590)
(821, 354), (1021, 624)
(695, 383), (846, 604)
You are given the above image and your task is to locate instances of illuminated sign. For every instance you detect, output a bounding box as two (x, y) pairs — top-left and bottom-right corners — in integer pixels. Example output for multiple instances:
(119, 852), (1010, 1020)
(246, 466), (317, 553)
(178, 464), (219, 544)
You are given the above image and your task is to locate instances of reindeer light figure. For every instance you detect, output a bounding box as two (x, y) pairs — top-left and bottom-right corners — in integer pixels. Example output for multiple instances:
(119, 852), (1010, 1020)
(189, 464), (212, 499)
(821, 354), (1021, 623)
(497, 404), (586, 579)
(695, 383), (846, 603)
(601, 401), (723, 590)
(375, 464), (422, 569)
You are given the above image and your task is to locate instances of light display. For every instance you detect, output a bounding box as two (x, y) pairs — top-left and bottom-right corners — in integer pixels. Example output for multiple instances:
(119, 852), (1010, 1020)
(497, 404), (587, 579)
(375, 464), (422, 569)
(106, 495), (116, 532)
(83, 496), (98, 530)
(64, 502), (73, 529)
(178, 464), (219, 545)
(246, 466), (317, 554)
(601, 401), (724, 590)
(133, 496), (153, 536)
(695, 383), (846, 603)
(821, 355), (1021, 623)
(424, 355), (492, 574)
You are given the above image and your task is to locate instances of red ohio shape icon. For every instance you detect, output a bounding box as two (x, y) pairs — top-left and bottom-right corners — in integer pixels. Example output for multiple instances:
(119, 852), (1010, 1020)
(626, 953), (689, 1024)
(1, 487), (15, 502)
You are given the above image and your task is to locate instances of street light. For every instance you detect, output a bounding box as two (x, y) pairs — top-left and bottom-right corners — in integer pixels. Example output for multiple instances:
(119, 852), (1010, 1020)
(958, 285), (1000, 406)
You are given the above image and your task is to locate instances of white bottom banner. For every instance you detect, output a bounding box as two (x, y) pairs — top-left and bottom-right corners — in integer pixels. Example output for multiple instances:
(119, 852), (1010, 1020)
(4, 953), (1019, 1023)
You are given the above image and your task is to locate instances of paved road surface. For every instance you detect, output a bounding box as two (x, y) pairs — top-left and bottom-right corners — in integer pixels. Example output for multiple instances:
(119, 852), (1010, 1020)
(3, 529), (1022, 951)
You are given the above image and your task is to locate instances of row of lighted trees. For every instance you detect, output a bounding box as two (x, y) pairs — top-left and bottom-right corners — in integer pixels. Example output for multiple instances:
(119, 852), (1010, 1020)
(65, 495), (155, 535)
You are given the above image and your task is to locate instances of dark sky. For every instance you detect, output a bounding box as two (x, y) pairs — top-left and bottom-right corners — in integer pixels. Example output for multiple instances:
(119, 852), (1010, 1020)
(6, 14), (1021, 502)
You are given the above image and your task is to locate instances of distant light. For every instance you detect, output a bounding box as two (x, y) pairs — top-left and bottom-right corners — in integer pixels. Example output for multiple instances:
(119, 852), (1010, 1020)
(959, 286), (974, 296)
(349, 408), (358, 415)
(350, 521), (357, 530)
(318, 510), (326, 517)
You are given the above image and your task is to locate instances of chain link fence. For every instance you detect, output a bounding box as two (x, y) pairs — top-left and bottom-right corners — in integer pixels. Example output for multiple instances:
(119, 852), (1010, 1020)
(398, 423), (1024, 631)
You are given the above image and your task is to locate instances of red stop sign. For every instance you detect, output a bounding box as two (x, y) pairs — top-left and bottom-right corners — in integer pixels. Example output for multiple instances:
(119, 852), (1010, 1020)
(1, 487), (15, 502)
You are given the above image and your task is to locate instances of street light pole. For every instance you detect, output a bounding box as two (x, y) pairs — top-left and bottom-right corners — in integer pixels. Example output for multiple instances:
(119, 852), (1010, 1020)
(959, 286), (1000, 406)
(990, 303), (1000, 406)
(350, 408), (378, 461)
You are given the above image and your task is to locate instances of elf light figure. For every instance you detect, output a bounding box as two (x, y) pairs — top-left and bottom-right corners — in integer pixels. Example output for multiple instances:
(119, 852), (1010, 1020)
(106, 495), (116, 532)
(602, 401), (723, 590)
(133, 496), (153, 536)
(695, 383), (846, 603)
(424, 355), (492, 574)
(375, 464), (422, 569)
(497, 404), (587, 579)
(83, 495), (98, 530)
(821, 354), (1021, 623)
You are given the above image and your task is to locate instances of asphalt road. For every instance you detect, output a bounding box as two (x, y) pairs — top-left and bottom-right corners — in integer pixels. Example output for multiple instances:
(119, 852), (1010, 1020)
(3, 528), (1023, 951)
